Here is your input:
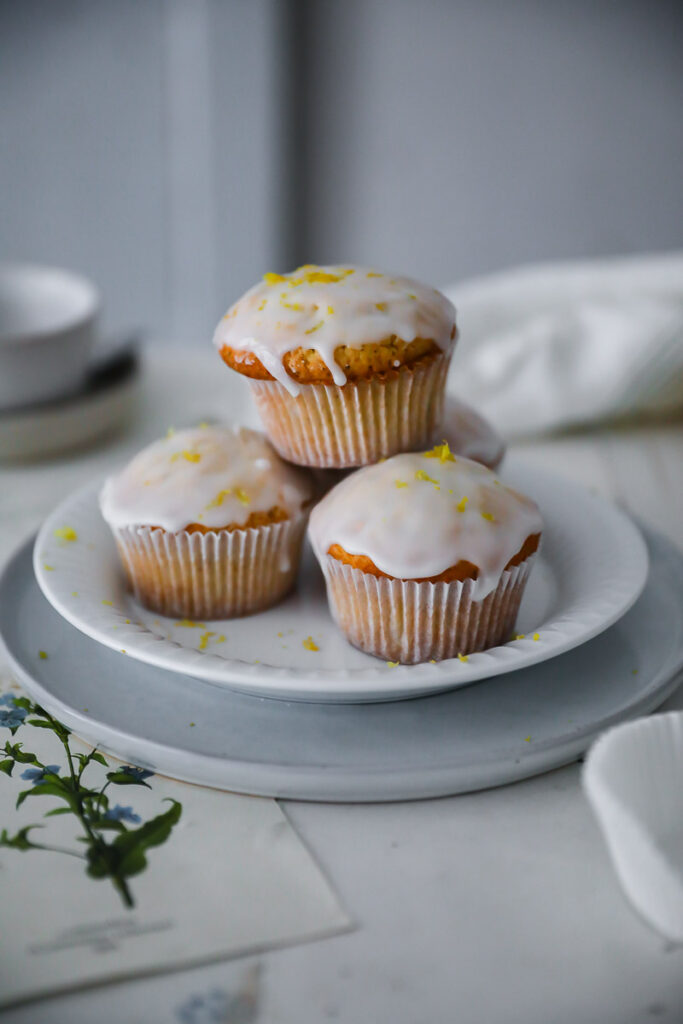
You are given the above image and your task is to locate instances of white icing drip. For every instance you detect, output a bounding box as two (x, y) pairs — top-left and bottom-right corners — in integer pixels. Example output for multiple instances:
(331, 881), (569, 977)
(308, 450), (542, 599)
(213, 265), (456, 395)
(436, 397), (505, 469)
(100, 424), (313, 532)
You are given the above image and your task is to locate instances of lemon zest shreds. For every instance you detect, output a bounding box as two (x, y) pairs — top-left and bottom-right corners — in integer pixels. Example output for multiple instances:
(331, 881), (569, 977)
(415, 469), (439, 485)
(303, 636), (319, 652)
(102, 600), (113, 606)
(386, 661), (400, 667)
(457, 653), (469, 663)
(263, 272), (286, 285)
(205, 488), (232, 510)
(375, 302), (387, 312)
(216, 634), (226, 643)
(171, 450), (201, 464)
(198, 421), (210, 429)
(198, 631), (216, 651)
(44, 564), (54, 572)
(54, 526), (78, 542)
(524, 736), (531, 742)
(176, 619), (207, 629)
(39, 651), (48, 660)
(327, 305), (335, 315)
(72, 591), (78, 597)
(235, 487), (250, 506)
(395, 480), (409, 489)
(367, 271), (382, 278)
(424, 441), (456, 463)
(515, 634), (526, 641)
(456, 496), (469, 513)
(481, 512), (495, 522)
(408, 293), (417, 299)
(257, 299), (267, 311)
(533, 633), (540, 641)
(304, 321), (324, 335)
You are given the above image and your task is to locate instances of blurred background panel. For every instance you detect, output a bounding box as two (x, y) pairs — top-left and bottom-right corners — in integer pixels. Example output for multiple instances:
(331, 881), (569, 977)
(0, 0), (283, 342)
(1, 0), (682, 344)
(302, 0), (683, 281)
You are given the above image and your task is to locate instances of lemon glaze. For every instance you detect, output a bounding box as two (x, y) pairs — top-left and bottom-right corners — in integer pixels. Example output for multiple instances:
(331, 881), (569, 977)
(308, 447), (543, 599)
(100, 425), (313, 532)
(213, 265), (456, 396)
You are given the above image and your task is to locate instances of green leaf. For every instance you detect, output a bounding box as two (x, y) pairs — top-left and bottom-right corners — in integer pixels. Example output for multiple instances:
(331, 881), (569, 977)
(0, 824), (44, 851)
(4, 743), (39, 765)
(43, 806), (72, 817)
(0, 759), (14, 776)
(16, 780), (75, 810)
(11, 697), (33, 712)
(90, 751), (109, 767)
(112, 799), (182, 878)
(106, 771), (152, 789)
(26, 719), (58, 730)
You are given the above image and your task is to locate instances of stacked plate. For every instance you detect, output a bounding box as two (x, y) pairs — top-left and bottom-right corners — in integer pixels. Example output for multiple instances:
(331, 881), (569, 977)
(1, 454), (682, 801)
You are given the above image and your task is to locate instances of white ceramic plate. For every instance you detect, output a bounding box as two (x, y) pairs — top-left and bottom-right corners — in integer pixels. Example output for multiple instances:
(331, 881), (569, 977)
(32, 457), (648, 703)
(2, 525), (681, 800)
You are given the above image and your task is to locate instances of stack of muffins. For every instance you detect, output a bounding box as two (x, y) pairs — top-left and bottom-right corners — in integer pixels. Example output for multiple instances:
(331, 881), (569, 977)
(100, 265), (542, 664)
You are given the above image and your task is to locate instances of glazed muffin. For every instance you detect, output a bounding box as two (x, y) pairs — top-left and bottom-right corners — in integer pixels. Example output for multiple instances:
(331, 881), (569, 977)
(308, 444), (542, 664)
(435, 397), (505, 470)
(100, 424), (314, 619)
(213, 264), (457, 468)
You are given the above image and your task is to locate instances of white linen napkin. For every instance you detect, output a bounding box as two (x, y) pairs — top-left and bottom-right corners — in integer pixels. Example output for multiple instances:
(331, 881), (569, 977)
(444, 252), (683, 438)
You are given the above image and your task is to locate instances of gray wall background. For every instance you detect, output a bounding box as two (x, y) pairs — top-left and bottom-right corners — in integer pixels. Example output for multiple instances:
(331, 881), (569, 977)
(2, 0), (682, 345)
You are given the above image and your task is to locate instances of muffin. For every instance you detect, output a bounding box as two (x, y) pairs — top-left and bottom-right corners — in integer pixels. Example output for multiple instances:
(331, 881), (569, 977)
(213, 264), (457, 468)
(435, 397), (505, 470)
(308, 445), (542, 664)
(100, 424), (314, 619)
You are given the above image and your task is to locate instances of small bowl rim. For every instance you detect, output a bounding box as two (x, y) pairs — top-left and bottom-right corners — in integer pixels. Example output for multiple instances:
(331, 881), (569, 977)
(0, 261), (101, 349)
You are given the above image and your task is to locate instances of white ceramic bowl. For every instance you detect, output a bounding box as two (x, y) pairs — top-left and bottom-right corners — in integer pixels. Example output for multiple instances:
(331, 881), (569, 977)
(0, 263), (100, 409)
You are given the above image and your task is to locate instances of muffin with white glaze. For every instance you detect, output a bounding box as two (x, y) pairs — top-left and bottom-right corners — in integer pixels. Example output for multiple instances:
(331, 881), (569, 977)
(213, 264), (457, 468)
(100, 425), (314, 619)
(308, 444), (542, 664)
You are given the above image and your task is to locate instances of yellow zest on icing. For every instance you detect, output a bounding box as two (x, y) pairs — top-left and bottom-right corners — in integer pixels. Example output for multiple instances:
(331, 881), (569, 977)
(423, 441), (456, 464)
(375, 302), (387, 312)
(235, 487), (250, 506)
(44, 564), (54, 572)
(386, 661), (400, 667)
(408, 293), (417, 300)
(524, 736), (531, 742)
(216, 634), (226, 643)
(176, 619), (207, 629)
(39, 651), (48, 660)
(257, 299), (267, 311)
(533, 633), (540, 641)
(481, 512), (495, 522)
(198, 421), (210, 429)
(72, 591), (78, 597)
(54, 526), (78, 542)
(366, 271), (382, 278)
(395, 480), (409, 489)
(171, 450), (201, 464)
(263, 272), (287, 285)
(205, 488), (232, 511)
(457, 653), (469, 663)
(456, 496), (469, 513)
(303, 636), (319, 652)
(327, 305), (335, 315)
(304, 321), (324, 335)
(415, 469), (439, 485)
(198, 631), (215, 651)
(515, 634), (525, 641)
(102, 600), (113, 607)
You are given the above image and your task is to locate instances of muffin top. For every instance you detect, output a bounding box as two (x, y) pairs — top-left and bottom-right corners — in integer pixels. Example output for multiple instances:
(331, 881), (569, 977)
(100, 424), (314, 532)
(213, 264), (456, 395)
(308, 445), (542, 597)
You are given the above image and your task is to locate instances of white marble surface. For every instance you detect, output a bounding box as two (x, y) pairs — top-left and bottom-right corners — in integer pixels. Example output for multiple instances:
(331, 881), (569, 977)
(2, 351), (683, 1023)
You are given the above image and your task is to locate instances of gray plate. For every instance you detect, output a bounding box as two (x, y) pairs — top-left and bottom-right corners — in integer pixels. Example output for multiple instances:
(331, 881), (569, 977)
(1, 527), (682, 802)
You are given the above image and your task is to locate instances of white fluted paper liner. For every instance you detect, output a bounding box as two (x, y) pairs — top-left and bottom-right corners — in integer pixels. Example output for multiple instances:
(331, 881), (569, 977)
(320, 555), (533, 664)
(113, 515), (307, 619)
(248, 354), (450, 468)
(583, 712), (683, 942)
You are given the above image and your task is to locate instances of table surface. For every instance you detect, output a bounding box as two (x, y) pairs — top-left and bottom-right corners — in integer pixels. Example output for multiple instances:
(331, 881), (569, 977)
(2, 351), (683, 1024)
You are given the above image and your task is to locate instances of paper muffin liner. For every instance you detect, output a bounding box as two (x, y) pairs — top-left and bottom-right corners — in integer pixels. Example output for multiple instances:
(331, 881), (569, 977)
(583, 712), (683, 942)
(320, 555), (534, 664)
(113, 514), (307, 619)
(248, 353), (451, 468)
